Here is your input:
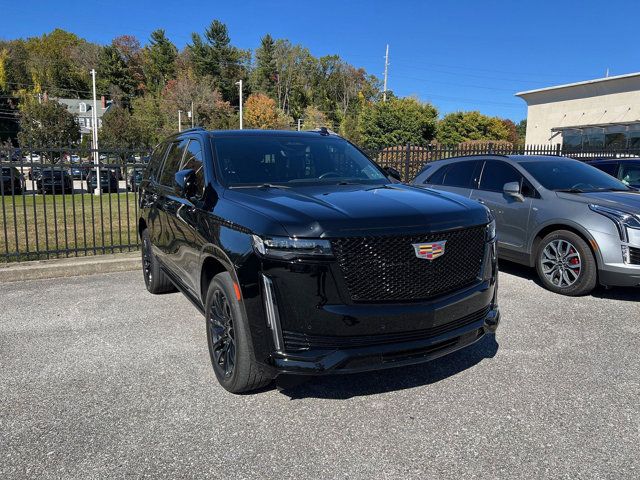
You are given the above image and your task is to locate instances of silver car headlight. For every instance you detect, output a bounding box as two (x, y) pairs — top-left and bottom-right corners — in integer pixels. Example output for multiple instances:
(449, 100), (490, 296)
(589, 204), (640, 242)
(252, 235), (333, 260)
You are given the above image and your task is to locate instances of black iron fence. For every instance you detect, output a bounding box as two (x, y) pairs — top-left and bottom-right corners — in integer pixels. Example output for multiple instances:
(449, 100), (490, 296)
(2, 142), (640, 263)
(370, 143), (640, 181)
(0, 146), (150, 263)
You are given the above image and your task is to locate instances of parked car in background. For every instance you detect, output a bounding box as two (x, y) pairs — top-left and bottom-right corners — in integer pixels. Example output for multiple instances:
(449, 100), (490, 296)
(37, 167), (73, 194)
(413, 155), (640, 295)
(1, 166), (25, 195)
(1, 149), (21, 162)
(589, 158), (640, 189)
(139, 129), (499, 393)
(69, 164), (91, 180)
(28, 164), (43, 181)
(127, 167), (145, 191)
(23, 153), (41, 163)
(86, 169), (119, 193)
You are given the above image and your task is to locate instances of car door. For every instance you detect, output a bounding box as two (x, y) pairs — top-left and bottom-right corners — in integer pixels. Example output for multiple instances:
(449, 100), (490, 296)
(152, 139), (189, 278)
(470, 160), (534, 250)
(422, 160), (481, 198)
(169, 138), (207, 294)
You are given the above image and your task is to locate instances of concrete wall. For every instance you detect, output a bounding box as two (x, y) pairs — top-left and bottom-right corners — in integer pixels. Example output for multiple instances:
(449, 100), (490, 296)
(517, 75), (640, 145)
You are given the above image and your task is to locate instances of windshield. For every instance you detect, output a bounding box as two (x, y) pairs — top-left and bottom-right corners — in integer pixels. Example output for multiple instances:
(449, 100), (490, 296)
(520, 159), (630, 192)
(213, 135), (387, 186)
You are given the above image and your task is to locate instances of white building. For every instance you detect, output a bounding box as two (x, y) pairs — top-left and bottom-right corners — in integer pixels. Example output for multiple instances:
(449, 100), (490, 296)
(54, 96), (111, 140)
(516, 72), (640, 150)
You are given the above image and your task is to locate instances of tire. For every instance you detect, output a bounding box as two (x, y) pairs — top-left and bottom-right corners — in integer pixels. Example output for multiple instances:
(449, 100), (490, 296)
(536, 230), (597, 296)
(205, 272), (272, 394)
(140, 229), (176, 294)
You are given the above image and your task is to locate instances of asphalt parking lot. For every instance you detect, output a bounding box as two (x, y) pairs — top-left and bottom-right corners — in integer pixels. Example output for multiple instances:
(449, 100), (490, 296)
(1, 263), (639, 479)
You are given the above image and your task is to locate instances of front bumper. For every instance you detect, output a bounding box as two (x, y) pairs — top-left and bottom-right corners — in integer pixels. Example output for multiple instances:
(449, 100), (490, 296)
(270, 304), (499, 375)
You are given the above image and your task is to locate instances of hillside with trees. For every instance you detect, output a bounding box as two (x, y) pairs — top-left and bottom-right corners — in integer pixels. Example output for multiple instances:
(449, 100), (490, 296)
(0, 21), (523, 149)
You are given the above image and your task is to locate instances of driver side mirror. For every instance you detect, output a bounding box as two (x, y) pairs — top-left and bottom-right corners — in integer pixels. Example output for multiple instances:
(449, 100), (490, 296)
(503, 181), (524, 202)
(384, 166), (402, 182)
(175, 169), (197, 199)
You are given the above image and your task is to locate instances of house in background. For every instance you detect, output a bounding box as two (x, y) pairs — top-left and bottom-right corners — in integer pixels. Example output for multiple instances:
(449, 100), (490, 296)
(53, 96), (112, 140)
(516, 72), (640, 151)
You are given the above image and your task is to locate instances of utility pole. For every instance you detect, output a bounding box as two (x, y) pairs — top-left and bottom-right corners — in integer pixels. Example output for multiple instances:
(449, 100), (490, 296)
(383, 44), (389, 102)
(235, 80), (243, 129)
(297, 118), (302, 131)
(178, 110), (182, 132)
(90, 69), (101, 196)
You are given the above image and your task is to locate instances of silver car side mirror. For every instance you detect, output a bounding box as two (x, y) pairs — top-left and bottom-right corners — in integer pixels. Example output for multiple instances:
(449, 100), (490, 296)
(503, 181), (524, 202)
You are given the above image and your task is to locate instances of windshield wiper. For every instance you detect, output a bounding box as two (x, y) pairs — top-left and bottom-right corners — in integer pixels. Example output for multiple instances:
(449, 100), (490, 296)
(230, 183), (289, 189)
(554, 188), (585, 193)
(591, 187), (631, 192)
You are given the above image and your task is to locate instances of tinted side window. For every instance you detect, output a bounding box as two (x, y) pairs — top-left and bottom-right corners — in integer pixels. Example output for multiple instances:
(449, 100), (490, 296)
(148, 143), (168, 181)
(159, 140), (188, 186)
(593, 162), (619, 176)
(620, 162), (640, 186)
(479, 161), (522, 192)
(442, 161), (479, 188)
(180, 139), (205, 197)
(426, 165), (448, 185)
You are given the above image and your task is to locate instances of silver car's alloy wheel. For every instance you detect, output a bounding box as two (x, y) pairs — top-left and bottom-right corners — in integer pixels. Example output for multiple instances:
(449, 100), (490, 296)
(541, 239), (582, 288)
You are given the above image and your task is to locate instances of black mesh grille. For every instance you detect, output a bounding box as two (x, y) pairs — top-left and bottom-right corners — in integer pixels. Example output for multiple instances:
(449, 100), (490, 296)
(331, 226), (486, 302)
(629, 247), (640, 265)
(283, 306), (489, 351)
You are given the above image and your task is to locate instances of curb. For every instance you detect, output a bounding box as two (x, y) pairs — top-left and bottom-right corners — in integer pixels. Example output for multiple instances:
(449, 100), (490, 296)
(0, 252), (141, 283)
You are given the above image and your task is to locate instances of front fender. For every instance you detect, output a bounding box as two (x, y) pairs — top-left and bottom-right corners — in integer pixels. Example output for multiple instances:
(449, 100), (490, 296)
(527, 219), (605, 269)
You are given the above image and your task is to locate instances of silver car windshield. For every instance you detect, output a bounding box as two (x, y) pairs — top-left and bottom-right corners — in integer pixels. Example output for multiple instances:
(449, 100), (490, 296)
(520, 160), (630, 192)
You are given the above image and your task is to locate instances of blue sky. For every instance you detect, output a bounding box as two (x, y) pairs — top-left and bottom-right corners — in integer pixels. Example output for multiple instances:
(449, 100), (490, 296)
(3, 0), (640, 121)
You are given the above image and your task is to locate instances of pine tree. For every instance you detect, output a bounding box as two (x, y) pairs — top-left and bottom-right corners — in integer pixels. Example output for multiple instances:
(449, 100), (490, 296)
(144, 29), (177, 91)
(252, 34), (277, 98)
(188, 20), (247, 103)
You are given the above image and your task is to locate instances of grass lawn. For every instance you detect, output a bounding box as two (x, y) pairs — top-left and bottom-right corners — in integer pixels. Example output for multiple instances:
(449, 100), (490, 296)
(0, 192), (140, 262)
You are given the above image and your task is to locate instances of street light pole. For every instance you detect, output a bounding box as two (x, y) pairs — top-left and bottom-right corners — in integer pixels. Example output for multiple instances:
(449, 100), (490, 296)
(178, 110), (182, 132)
(235, 80), (243, 129)
(90, 69), (101, 196)
(383, 44), (389, 102)
(191, 101), (194, 128)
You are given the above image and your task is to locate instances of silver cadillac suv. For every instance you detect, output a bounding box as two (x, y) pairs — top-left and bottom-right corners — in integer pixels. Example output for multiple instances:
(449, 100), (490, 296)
(412, 155), (640, 296)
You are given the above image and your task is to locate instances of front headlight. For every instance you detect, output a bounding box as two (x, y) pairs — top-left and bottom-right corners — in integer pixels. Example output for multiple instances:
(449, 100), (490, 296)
(589, 204), (640, 242)
(252, 235), (333, 260)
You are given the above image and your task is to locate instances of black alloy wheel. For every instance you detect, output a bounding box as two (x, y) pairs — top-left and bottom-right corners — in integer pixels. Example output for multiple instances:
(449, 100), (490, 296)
(207, 288), (237, 379)
(142, 234), (153, 288)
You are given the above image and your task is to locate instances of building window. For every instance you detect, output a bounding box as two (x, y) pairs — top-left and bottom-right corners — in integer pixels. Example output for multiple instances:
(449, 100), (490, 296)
(628, 131), (640, 149)
(561, 131), (582, 151)
(79, 102), (87, 113)
(583, 129), (605, 149)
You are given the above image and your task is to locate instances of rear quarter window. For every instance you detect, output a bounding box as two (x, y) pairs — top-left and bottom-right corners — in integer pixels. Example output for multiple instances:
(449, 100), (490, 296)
(147, 143), (169, 181)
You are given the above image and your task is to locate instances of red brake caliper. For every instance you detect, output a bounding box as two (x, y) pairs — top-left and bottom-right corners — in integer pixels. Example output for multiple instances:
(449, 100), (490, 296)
(569, 247), (579, 266)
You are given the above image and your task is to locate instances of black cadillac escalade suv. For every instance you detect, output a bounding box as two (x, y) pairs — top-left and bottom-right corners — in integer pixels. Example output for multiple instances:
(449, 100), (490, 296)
(139, 128), (499, 393)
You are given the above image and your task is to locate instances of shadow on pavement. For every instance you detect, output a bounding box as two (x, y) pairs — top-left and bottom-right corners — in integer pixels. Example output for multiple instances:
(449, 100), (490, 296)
(275, 333), (499, 400)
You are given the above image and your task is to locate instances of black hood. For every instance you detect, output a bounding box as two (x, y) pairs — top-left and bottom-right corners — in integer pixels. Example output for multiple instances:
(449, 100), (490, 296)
(223, 183), (489, 237)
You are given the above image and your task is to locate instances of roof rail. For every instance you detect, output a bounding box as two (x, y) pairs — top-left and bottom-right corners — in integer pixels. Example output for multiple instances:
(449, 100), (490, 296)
(179, 127), (206, 134)
(307, 126), (337, 136)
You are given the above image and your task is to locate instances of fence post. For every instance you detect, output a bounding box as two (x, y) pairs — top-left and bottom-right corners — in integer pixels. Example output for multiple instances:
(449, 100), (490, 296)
(488, 142), (494, 154)
(405, 142), (411, 181)
(556, 143), (561, 156)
